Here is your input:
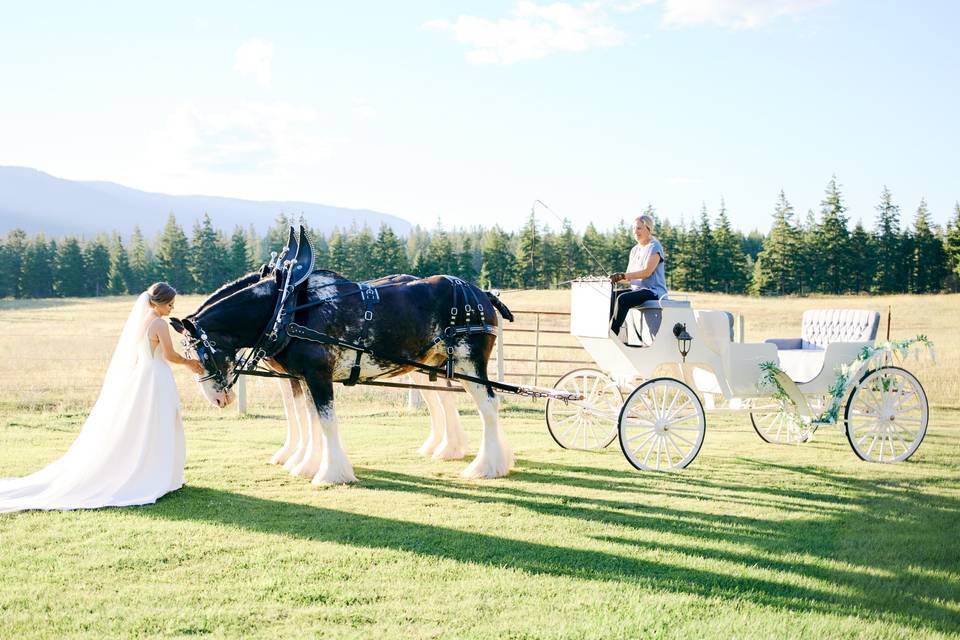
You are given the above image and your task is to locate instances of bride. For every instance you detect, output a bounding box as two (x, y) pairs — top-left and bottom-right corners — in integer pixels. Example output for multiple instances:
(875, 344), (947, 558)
(0, 283), (205, 513)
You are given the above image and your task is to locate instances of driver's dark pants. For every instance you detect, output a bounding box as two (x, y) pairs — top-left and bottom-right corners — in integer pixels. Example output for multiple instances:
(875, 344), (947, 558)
(609, 288), (659, 334)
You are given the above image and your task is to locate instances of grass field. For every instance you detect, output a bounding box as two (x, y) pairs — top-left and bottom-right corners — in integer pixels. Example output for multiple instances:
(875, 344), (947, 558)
(1, 293), (959, 639)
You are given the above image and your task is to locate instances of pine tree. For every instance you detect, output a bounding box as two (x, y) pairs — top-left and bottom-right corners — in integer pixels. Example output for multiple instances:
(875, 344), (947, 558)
(712, 200), (749, 293)
(540, 228), (560, 287)
(672, 220), (698, 292)
(607, 220), (634, 275)
(228, 226), (251, 280)
(478, 226), (516, 288)
(245, 224), (263, 269)
(817, 176), (852, 294)
(871, 186), (902, 294)
(580, 223), (608, 276)
(754, 191), (802, 295)
(189, 213), (223, 293)
(108, 234), (133, 294)
(424, 226), (456, 276)
(911, 199), (948, 293)
(21, 234), (55, 298)
(53, 236), (86, 297)
(312, 232), (329, 270)
(372, 224), (409, 275)
(457, 236), (478, 282)
(0, 229), (27, 298)
(128, 226), (154, 292)
(848, 221), (875, 293)
(349, 226), (376, 280)
(265, 212), (292, 257)
(516, 212), (543, 288)
(0, 238), (8, 298)
(327, 230), (351, 276)
(798, 209), (818, 294)
(156, 213), (193, 292)
(945, 202), (960, 291)
(555, 220), (579, 283)
(83, 236), (112, 296)
(693, 204), (716, 291)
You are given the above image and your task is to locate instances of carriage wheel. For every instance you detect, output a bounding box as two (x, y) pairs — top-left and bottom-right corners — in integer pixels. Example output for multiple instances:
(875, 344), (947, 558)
(845, 366), (928, 463)
(618, 377), (705, 471)
(750, 401), (809, 445)
(546, 368), (624, 450)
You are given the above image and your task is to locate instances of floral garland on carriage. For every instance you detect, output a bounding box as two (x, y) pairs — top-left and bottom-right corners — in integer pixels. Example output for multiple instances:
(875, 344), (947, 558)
(756, 335), (935, 445)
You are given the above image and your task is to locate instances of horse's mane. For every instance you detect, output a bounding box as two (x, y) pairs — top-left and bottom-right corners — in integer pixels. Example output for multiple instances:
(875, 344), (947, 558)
(194, 270), (265, 315)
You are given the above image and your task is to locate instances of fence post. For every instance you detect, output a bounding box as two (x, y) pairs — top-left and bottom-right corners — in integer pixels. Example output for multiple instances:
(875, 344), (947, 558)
(739, 314), (744, 343)
(237, 375), (247, 415)
(496, 321), (505, 382)
(533, 313), (541, 387)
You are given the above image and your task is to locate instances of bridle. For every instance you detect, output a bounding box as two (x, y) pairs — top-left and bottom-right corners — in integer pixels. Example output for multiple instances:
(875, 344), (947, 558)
(182, 319), (232, 392)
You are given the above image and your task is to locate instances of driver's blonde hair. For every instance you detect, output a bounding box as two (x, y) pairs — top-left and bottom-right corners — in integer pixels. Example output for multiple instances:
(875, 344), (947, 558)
(637, 215), (655, 235)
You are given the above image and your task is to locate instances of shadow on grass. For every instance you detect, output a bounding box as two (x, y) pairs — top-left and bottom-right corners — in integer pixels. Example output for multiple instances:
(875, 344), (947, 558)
(141, 458), (960, 634)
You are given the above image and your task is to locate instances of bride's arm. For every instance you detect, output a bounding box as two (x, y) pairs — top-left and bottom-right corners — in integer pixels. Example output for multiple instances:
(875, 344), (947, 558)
(152, 319), (205, 375)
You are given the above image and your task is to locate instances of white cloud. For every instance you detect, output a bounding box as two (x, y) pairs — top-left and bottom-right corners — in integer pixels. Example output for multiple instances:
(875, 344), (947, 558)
(660, 0), (831, 29)
(425, 1), (626, 65)
(145, 101), (338, 181)
(233, 38), (274, 88)
(351, 99), (378, 120)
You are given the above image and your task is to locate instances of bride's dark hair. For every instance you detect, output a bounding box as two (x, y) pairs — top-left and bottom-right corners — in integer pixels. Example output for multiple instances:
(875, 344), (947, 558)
(148, 282), (177, 305)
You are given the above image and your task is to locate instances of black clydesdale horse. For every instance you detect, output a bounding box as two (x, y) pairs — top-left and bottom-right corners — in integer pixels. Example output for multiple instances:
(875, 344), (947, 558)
(171, 268), (515, 484)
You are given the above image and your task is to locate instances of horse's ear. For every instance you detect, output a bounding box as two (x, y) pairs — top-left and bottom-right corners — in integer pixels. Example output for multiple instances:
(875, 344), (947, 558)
(182, 318), (199, 337)
(258, 263), (270, 278)
(169, 317), (185, 333)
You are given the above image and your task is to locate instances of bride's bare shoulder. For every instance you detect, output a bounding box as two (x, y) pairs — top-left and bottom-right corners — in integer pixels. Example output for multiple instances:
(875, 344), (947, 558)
(146, 315), (166, 335)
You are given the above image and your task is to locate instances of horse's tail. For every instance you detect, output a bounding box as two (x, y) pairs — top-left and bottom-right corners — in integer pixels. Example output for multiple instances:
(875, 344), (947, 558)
(484, 290), (514, 322)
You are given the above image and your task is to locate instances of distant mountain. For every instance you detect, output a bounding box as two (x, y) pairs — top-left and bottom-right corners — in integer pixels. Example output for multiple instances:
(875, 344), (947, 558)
(0, 166), (413, 238)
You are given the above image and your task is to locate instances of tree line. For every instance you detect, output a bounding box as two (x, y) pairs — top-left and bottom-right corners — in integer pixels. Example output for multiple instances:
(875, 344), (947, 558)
(1, 177), (958, 299)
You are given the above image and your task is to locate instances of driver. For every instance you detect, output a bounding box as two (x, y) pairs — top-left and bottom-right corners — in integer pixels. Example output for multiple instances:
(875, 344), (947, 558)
(609, 214), (667, 337)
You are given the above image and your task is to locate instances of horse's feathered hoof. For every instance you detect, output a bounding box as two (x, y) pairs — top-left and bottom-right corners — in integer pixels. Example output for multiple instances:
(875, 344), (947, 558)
(311, 461), (358, 485)
(431, 439), (467, 461)
(291, 458), (322, 479)
(269, 445), (295, 466)
(417, 435), (442, 457)
(461, 447), (513, 479)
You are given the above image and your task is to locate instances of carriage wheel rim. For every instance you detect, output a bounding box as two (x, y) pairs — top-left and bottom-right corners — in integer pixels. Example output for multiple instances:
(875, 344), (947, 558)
(618, 377), (705, 471)
(845, 366), (928, 463)
(546, 368), (622, 450)
(750, 404), (806, 445)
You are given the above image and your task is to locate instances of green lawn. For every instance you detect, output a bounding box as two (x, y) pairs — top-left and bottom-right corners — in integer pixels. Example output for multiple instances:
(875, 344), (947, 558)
(1, 401), (958, 639)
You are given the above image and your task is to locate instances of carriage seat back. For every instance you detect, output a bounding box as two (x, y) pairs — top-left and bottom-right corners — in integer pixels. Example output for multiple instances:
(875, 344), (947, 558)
(766, 309), (879, 383)
(692, 310), (734, 357)
(800, 309), (880, 348)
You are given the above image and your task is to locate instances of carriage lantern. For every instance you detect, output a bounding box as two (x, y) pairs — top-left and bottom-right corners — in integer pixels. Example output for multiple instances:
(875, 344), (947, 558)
(672, 323), (692, 362)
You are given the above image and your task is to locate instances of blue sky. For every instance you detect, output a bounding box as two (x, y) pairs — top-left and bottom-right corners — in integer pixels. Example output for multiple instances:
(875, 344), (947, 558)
(1, 0), (957, 233)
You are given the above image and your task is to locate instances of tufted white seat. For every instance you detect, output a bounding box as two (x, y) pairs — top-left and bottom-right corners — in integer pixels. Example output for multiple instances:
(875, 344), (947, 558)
(766, 309), (880, 382)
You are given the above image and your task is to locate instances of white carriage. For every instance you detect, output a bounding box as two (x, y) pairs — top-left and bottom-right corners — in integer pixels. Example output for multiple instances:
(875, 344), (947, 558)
(544, 278), (930, 471)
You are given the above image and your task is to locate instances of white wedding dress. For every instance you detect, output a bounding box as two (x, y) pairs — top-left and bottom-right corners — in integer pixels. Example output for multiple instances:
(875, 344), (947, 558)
(0, 292), (186, 513)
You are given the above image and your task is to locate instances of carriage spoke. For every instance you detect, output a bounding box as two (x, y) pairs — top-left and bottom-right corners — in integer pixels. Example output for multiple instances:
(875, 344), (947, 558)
(668, 430), (694, 447)
(665, 433), (686, 463)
